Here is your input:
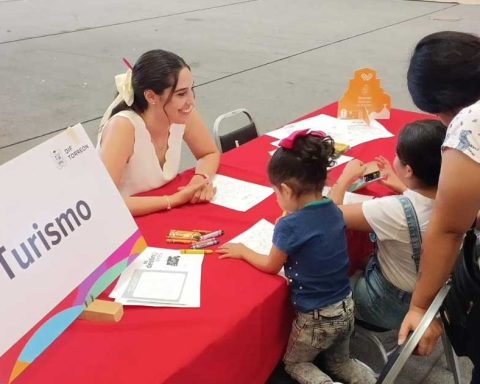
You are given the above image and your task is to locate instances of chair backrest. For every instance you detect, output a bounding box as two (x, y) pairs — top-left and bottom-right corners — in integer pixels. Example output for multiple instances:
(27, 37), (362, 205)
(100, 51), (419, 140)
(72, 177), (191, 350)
(213, 108), (259, 153)
(376, 283), (452, 384)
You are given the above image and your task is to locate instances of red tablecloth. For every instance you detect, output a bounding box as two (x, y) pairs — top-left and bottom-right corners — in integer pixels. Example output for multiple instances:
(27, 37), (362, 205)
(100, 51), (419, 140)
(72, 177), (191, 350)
(15, 103), (431, 384)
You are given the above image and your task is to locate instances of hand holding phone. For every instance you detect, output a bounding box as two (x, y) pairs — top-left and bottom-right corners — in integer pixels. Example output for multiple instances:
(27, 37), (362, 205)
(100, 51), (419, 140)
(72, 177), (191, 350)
(348, 161), (383, 192)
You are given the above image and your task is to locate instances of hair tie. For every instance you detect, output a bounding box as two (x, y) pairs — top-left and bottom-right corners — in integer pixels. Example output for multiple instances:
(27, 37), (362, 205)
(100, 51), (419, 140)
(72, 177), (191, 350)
(278, 129), (326, 150)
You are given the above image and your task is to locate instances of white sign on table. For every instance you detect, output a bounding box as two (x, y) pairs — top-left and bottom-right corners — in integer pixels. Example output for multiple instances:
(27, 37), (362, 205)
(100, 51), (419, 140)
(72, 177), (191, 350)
(0, 124), (144, 383)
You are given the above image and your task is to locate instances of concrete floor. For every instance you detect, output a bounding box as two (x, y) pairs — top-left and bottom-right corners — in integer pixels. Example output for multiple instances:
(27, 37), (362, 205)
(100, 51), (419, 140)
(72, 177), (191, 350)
(1, 0), (479, 382)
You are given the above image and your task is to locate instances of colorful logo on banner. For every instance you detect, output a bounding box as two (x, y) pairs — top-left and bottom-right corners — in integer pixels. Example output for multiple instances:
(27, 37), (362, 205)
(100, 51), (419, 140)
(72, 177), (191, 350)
(338, 68), (391, 123)
(0, 124), (147, 382)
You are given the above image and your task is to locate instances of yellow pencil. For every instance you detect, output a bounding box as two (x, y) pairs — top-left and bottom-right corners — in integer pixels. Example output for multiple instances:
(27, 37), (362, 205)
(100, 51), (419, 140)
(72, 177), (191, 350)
(180, 249), (214, 254)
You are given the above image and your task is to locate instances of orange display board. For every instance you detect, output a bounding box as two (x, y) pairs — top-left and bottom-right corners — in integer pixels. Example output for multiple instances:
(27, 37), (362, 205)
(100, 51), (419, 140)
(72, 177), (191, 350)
(338, 68), (391, 122)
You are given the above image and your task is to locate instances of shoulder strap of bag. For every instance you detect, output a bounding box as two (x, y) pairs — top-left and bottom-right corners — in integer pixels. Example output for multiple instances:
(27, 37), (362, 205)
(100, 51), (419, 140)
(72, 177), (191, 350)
(396, 195), (422, 272)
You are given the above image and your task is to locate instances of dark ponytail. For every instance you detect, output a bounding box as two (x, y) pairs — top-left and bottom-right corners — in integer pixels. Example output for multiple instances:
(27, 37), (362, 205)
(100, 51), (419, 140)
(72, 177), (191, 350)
(268, 134), (336, 196)
(110, 49), (189, 117)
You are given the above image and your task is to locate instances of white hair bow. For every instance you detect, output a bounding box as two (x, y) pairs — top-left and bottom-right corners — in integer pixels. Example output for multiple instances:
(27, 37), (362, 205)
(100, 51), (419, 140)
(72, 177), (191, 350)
(98, 69), (134, 142)
(115, 69), (134, 107)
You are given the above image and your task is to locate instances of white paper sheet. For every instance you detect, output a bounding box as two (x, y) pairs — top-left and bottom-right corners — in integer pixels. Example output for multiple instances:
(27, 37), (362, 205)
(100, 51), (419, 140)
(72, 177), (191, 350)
(211, 174), (273, 212)
(266, 114), (393, 147)
(328, 155), (353, 169)
(227, 219), (285, 276)
(228, 219), (275, 255)
(110, 247), (203, 307)
(322, 186), (374, 204)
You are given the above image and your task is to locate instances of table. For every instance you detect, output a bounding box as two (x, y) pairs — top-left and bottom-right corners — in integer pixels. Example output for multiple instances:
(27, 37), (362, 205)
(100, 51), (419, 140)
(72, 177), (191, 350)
(15, 103), (431, 384)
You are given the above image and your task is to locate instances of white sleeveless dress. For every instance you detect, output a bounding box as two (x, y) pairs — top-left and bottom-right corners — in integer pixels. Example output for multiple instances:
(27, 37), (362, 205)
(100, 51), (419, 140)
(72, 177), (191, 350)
(97, 110), (185, 197)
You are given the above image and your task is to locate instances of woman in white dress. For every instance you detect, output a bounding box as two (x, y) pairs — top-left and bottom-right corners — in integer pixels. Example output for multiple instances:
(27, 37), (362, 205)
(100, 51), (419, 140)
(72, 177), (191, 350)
(97, 50), (220, 216)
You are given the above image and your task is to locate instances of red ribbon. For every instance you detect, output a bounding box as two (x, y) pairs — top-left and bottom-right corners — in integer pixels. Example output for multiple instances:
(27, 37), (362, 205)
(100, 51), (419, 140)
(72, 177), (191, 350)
(278, 129), (326, 150)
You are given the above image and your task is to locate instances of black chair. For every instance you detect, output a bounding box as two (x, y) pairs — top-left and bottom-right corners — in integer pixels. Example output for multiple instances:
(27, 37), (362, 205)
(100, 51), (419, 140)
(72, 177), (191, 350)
(213, 108), (259, 153)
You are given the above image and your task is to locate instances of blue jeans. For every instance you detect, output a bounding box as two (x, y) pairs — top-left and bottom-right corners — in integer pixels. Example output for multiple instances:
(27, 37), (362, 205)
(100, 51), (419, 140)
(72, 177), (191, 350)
(283, 295), (376, 384)
(353, 257), (411, 330)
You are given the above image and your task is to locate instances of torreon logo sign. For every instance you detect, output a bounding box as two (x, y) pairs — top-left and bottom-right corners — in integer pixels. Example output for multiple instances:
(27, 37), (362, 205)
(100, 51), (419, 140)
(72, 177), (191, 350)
(52, 144), (90, 169)
(64, 144), (89, 160)
(0, 200), (92, 280)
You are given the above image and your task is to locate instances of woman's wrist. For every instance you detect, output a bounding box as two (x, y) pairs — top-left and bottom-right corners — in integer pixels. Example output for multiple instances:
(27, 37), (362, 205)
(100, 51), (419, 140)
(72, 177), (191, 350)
(161, 195), (172, 210)
(192, 173), (210, 183)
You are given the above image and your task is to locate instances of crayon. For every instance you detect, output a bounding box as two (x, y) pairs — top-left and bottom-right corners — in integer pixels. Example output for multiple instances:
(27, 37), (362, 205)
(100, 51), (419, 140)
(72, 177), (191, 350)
(199, 230), (224, 241)
(192, 229), (212, 234)
(166, 239), (195, 244)
(180, 249), (214, 254)
(191, 239), (219, 249)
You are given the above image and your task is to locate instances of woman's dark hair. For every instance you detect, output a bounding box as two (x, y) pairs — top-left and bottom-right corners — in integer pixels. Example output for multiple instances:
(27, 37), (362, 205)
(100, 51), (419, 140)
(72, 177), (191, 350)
(268, 134), (336, 196)
(110, 49), (189, 117)
(396, 119), (447, 187)
(407, 31), (480, 114)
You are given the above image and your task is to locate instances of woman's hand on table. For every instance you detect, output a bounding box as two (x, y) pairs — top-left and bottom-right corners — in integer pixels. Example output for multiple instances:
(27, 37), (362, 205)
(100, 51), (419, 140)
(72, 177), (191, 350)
(375, 156), (407, 193)
(172, 181), (209, 207)
(217, 243), (250, 259)
(186, 174), (216, 204)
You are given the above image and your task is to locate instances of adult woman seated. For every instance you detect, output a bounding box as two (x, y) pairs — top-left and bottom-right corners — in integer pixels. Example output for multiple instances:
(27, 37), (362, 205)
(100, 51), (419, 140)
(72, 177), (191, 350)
(329, 119), (446, 330)
(97, 49), (220, 216)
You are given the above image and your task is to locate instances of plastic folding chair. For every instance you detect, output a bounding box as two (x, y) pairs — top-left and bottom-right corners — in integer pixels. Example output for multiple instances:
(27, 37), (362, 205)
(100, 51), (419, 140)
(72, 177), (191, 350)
(375, 283), (461, 384)
(213, 108), (259, 153)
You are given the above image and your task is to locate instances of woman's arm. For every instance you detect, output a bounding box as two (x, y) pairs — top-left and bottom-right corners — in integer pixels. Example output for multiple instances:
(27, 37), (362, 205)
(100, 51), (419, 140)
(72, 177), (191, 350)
(99, 117), (206, 216)
(98, 117), (135, 186)
(217, 243), (287, 274)
(399, 149), (480, 354)
(124, 182), (207, 216)
(183, 110), (221, 203)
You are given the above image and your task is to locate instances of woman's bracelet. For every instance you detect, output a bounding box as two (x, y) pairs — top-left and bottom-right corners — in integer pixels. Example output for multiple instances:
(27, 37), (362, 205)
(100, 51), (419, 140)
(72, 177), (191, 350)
(164, 195), (172, 210)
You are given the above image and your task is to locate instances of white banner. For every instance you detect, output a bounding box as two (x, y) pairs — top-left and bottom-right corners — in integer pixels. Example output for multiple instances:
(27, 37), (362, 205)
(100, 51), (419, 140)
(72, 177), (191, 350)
(0, 124), (138, 359)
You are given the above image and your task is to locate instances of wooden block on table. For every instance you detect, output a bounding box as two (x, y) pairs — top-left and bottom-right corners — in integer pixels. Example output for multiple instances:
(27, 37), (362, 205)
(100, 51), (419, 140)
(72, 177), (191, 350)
(79, 299), (124, 323)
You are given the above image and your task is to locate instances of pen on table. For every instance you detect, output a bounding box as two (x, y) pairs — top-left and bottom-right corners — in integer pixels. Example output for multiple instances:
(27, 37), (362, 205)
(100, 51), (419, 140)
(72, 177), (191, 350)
(191, 239), (219, 249)
(199, 230), (224, 241)
(180, 249), (214, 254)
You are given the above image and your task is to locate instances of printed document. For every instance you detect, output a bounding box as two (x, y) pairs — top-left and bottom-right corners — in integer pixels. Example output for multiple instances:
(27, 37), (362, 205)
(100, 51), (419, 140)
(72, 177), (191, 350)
(110, 248), (203, 307)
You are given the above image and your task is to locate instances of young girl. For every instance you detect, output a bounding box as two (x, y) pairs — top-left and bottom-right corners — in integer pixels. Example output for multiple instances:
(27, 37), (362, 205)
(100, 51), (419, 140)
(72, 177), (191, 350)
(218, 129), (376, 384)
(329, 119), (447, 330)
